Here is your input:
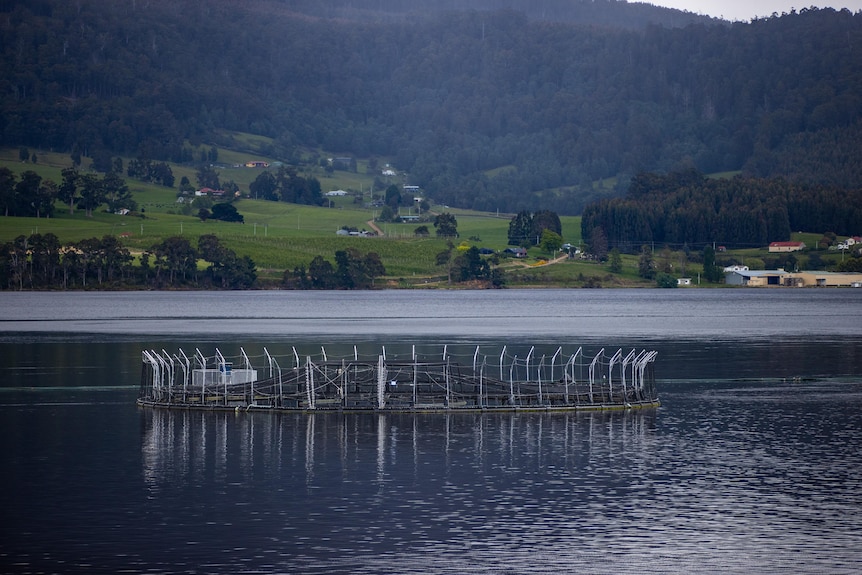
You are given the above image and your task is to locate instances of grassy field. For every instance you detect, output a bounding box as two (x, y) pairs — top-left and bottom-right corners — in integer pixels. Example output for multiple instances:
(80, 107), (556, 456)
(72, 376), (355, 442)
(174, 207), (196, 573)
(1, 146), (595, 284)
(2, 145), (846, 288)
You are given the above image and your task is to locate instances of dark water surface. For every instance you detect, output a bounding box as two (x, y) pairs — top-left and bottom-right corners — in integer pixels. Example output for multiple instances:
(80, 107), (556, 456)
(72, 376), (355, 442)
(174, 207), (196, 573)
(1, 289), (861, 574)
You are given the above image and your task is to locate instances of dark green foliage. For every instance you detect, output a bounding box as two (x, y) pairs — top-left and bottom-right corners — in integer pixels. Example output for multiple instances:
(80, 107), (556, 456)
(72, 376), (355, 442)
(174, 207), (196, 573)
(655, 273), (678, 288)
(539, 229), (563, 254)
(249, 171), (278, 201)
(272, 167), (324, 206)
(838, 255), (862, 272)
(490, 267), (506, 288)
(0, 233), (134, 289)
(3, 3), (861, 215)
(4, 170), (57, 218)
(453, 246), (490, 282)
(582, 170), (862, 249)
(532, 211), (562, 243)
(508, 211), (534, 246)
(807, 252), (826, 270)
(210, 203), (244, 223)
(77, 173), (106, 217)
(638, 245), (655, 280)
(198, 234), (256, 289)
(287, 249), (386, 289)
(434, 213), (459, 238)
(195, 166), (221, 191)
(608, 248), (622, 273)
(702, 245), (723, 283)
(589, 226), (609, 260)
(308, 256), (337, 289)
(102, 172), (136, 213)
(149, 237), (198, 287)
(127, 159), (175, 187)
(13, 171), (42, 216)
(90, 150), (114, 174)
(384, 185), (402, 211)
(508, 210), (562, 246)
(335, 248), (386, 289)
(0, 232), (256, 290)
(377, 205), (396, 223)
(0, 167), (17, 216)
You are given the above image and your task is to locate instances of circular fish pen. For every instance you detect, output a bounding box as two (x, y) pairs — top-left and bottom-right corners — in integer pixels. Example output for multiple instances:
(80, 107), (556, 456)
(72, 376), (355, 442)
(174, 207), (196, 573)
(138, 344), (659, 413)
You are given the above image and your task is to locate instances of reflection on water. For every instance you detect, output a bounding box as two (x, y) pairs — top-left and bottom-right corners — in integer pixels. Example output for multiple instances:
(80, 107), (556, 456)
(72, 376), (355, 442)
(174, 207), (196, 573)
(142, 409), (657, 492)
(3, 289), (862, 574)
(133, 381), (862, 575)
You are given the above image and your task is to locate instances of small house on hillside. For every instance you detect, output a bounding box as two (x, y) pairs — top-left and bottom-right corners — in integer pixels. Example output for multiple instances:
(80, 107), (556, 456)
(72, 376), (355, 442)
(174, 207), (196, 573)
(768, 241), (805, 253)
(504, 247), (527, 258)
(195, 187), (226, 197)
(245, 160), (269, 168)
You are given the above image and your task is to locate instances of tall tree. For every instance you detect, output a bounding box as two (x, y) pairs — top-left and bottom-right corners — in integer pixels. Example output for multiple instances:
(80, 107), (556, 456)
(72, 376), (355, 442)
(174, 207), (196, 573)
(608, 248), (623, 273)
(384, 185), (401, 211)
(14, 171), (42, 218)
(539, 229), (563, 255)
(29, 233), (61, 287)
(434, 213), (459, 238)
(364, 252), (386, 287)
(638, 245), (655, 279)
(34, 179), (57, 219)
(77, 173), (106, 217)
(102, 172), (135, 213)
(58, 167), (80, 215)
(703, 245), (722, 283)
(250, 171), (278, 201)
(508, 211), (533, 246)
(308, 255), (336, 289)
(531, 210), (562, 245)
(589, 226), (609, 261)
(0, 168), (17, 217)
(195, 165), (221, 190)
(210, 203), (244, 222)
(454, 246), (490, 282)
(150, 237), (198, 286)
(99, 235), (133, 284)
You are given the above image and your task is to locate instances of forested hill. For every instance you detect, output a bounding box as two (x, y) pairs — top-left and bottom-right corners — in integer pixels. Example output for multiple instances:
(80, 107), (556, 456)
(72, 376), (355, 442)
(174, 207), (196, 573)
(3, 1), (862, 215)
(243, 0), (717, 28)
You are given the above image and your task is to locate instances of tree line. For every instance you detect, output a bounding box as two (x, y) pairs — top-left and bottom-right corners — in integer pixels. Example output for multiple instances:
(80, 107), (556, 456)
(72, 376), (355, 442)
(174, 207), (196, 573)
(581, 170), (862, 252)
(0, 233), (256, 290)
(0, 166), (135, 218)
(507, 210), (562, 246)
(3, 2), (861, 215)
(248, 166), (324, 206)
(282, 248), (386, 289)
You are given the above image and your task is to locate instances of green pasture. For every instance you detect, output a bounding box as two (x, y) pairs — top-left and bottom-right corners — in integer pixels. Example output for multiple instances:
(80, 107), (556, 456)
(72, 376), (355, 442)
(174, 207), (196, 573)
(8, 144), (842, 288)
(0, 142), (608, 286)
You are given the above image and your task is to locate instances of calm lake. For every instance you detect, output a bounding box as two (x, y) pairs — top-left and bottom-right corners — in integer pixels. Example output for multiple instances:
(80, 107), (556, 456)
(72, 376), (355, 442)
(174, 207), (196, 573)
(1, 289), (861, 574)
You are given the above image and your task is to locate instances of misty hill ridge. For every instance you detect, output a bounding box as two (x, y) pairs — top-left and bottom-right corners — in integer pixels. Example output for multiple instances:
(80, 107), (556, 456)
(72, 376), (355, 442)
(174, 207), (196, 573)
(3, 0), (862, 214)
(250, 0), (719, 27)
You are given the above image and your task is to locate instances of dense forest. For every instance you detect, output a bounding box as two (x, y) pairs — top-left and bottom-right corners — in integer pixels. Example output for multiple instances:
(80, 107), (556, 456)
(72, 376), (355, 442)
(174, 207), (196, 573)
(2, 0), (862, 214)
(581, 170), (862, 251)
